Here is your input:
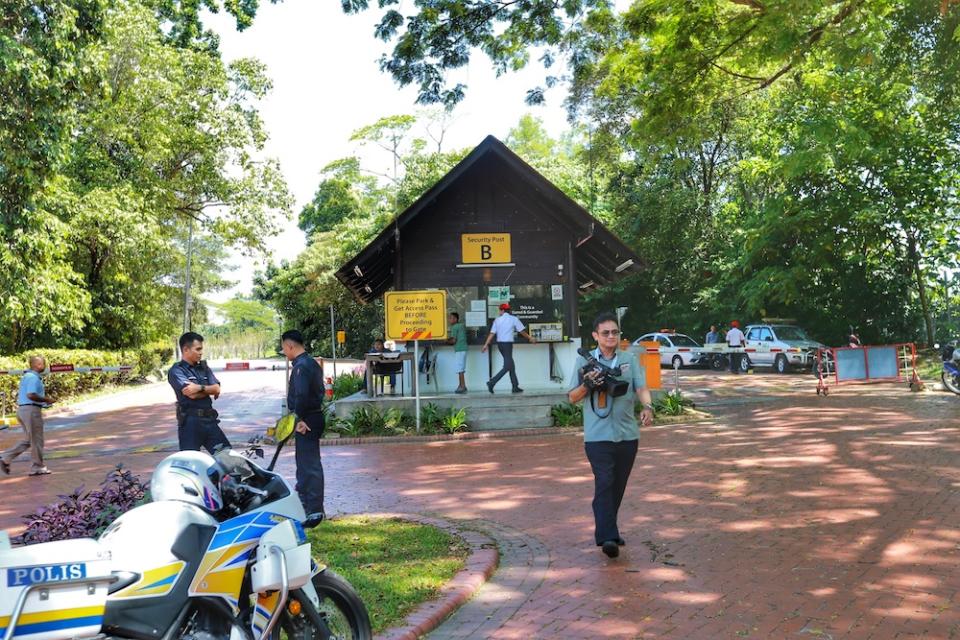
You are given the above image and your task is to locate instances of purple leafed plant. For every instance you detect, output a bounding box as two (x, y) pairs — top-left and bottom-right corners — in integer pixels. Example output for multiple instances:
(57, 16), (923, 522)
(16, 465), (149, 545)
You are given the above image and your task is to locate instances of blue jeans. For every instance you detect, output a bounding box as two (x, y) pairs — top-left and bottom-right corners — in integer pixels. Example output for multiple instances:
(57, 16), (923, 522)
(584, 439), (638, 545)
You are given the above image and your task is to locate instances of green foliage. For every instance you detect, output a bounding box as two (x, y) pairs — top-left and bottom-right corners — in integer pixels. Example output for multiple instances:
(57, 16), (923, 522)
(331, 403), (469, 438)
(439, 407), (469, 434)
(342, 0), (606, 106)
(332, 372), (364, 401)
(550, 401), (584, 427)
(652, 391), (693, 417)
(1, 0), (290, 354)
(200, 297), (278, 359)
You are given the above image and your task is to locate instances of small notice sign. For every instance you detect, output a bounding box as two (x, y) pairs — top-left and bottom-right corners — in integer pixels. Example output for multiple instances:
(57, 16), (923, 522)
(461, 233), (511, 264)
(385, 290), (448, 341)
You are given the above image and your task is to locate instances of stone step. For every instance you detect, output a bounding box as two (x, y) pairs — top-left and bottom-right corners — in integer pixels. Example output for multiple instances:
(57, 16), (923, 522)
(467, 404), (554, 430)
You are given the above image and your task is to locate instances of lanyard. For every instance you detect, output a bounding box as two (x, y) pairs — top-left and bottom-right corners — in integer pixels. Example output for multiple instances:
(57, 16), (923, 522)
(592, 348), (619, 370)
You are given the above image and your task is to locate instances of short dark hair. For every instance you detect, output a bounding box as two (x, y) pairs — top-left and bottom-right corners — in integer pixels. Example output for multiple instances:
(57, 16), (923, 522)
(179, 331), (204, 349)
(375, 337), (385, 343)
(281, 329), (304, 345)
(450, 311), (460, 321)
(592, 312), (619, 332)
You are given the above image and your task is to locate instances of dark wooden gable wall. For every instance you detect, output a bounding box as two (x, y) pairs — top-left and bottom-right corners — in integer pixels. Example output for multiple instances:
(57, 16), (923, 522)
(397, 153), (574, 289)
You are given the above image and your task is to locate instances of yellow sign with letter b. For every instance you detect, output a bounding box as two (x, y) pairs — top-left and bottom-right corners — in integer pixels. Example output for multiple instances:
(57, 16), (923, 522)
(461, 233), (511, 264)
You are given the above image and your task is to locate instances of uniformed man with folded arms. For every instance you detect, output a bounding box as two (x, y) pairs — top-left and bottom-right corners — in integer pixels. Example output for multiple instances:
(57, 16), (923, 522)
(168, 332), (231, 454)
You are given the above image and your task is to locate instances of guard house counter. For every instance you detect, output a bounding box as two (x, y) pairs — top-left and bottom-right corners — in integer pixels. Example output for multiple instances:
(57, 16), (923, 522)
(335, 135), (643, 392)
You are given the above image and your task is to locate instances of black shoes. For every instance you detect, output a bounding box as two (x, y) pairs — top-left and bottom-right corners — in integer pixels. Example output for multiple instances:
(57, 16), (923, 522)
(601, 540), (620, 558)
(0, 460), (9, 475)
(303, 512), (325, 529)
(486, 380), (495, 394)
(512, 387), (524, 393)
(616, 537), (626, 546)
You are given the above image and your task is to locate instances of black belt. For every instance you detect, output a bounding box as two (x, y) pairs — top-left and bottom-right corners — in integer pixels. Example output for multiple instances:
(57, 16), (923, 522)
(179, 407), (218, 418)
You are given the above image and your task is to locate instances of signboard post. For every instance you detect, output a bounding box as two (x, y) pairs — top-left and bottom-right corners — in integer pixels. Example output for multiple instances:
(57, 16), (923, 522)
(384, 290), (448, 432)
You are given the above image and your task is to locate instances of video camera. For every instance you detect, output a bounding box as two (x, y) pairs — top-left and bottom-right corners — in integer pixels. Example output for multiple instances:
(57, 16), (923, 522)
(578, 348), (629, 398)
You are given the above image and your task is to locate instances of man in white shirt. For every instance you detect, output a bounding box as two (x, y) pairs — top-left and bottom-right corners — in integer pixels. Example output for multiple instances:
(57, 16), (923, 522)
(481, 303), (536, 393)
(726, 320), (746, 374)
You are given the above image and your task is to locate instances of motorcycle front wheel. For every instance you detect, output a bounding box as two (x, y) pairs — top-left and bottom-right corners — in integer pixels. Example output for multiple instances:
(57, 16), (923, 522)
(943, 371), (960, 395)
(275, 570), (372, 640)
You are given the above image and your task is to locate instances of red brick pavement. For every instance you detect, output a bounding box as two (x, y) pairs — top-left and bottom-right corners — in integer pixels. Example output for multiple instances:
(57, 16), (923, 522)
(2, 372), (959, 639)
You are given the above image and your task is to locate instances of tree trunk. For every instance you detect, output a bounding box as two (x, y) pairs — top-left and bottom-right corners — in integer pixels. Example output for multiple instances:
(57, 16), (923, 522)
(907, 235), (935, 346)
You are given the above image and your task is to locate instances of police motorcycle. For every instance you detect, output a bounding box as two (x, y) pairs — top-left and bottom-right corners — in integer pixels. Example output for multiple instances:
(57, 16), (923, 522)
(0, 415), (372, 640)
(938, 342), (960, 395)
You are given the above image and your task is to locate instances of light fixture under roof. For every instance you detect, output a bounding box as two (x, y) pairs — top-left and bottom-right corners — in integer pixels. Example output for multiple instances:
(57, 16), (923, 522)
(354, 265), (363, 278)
(615, 259), (634, 273)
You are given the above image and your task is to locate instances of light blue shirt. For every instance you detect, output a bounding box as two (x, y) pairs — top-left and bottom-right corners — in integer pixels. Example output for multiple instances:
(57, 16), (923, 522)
(18, 370), (44, 406)
(570, 349), (646, 443)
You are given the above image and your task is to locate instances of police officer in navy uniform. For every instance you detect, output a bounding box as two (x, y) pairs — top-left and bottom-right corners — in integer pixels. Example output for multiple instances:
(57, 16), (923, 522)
(281, 330), (325, 528)
(168, 332), (231, 454)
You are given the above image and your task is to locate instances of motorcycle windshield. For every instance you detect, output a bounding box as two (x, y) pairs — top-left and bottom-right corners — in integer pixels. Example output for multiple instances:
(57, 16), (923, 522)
(215, 449), (260, 482)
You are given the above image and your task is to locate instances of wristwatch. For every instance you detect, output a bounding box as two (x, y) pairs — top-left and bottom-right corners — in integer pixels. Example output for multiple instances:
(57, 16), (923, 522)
(200, 384), (206, 394)
(642, 403), (654, 411)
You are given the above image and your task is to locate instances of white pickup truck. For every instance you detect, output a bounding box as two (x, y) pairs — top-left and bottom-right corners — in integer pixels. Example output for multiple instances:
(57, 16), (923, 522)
(741, 324), (826, 373)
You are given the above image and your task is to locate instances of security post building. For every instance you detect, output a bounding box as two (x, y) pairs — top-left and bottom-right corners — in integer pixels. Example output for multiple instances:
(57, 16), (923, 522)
(335, 135), (641, 395)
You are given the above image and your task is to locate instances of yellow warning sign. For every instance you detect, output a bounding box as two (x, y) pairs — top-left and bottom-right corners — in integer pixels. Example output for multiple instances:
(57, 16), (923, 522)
(384, 290), (448, 341)
(461, 233), (511, 264)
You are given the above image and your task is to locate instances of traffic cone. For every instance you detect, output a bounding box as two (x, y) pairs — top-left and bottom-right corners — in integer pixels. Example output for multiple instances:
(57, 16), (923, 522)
(325, 377), (334, 400)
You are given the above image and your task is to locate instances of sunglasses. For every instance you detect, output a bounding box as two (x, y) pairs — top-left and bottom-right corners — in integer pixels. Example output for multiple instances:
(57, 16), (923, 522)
(597, 329), (621, 337)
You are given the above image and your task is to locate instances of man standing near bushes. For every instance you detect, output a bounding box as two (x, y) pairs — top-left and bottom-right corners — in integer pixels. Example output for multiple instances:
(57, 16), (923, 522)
(1, 356), (53, 476)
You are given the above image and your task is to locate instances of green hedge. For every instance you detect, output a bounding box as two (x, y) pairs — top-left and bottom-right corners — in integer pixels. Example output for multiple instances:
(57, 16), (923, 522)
(0, 344), (175, 410)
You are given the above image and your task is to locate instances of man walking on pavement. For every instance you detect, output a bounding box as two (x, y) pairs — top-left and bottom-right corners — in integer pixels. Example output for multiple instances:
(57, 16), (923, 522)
(447, 312), (469, 393)
(281, 330), (325, 528)
(1, 356), (53, 476)
(482, 303), (536, 393)
(726, 320), (746, 374)
(568, 312), (654, 558)
(168, 332), (231, 454)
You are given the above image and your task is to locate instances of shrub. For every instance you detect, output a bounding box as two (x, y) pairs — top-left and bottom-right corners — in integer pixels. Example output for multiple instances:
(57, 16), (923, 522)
(419, 402), (444, 433)
(16, 465), (149, 544)
(332, 372), (365, 400)
(652, 391), (693, 416)
(134, 342), (175, 380)
(551, 401), (583, 427)
(440, 407), (469, 434)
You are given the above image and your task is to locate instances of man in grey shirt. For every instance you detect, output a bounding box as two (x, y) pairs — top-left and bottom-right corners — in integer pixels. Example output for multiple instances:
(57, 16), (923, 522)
(569, 312), (654, 558)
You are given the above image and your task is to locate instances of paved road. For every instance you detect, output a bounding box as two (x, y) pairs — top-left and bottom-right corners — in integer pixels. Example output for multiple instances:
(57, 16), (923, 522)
(2, 371), (958, 639)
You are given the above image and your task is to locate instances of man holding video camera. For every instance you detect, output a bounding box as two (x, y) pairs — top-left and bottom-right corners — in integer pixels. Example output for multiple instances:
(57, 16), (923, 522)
(569, 312), (654, 558)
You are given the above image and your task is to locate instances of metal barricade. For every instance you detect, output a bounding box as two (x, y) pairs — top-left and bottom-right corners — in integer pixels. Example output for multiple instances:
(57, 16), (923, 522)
(815, 343), (921, 396)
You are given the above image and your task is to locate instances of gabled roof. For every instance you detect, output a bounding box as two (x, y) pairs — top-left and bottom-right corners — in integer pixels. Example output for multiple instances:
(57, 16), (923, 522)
(335, 135), (642, 303)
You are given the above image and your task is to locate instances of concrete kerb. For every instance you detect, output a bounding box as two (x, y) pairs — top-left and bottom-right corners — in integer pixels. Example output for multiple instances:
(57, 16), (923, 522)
(371, 514), (499, 640)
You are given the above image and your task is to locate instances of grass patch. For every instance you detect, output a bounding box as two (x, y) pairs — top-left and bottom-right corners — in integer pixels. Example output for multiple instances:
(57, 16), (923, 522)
(308, 515), (469, 633)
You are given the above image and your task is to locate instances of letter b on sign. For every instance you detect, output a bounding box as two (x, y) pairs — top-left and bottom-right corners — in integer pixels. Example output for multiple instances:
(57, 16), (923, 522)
(480, 245), (492, 260)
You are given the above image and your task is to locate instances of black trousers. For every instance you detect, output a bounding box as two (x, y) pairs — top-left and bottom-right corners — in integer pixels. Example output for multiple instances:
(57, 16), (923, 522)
(729, 351), (742, 374)
(178, 416), (230, 454)
(489, 342), (519, 389)
(584, 439), (639, 545)
(295, 413), (325, 515)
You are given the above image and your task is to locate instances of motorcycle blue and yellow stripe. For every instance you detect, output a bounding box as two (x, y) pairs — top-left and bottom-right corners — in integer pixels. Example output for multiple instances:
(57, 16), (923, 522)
(188, 512), (291, 611)
(0, 606), (104, 639)
(109, 562), (186, 599)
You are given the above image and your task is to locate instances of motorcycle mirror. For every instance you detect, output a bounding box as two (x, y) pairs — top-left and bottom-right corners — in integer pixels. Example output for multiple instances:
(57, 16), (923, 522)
(935, 343), (941, 349)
